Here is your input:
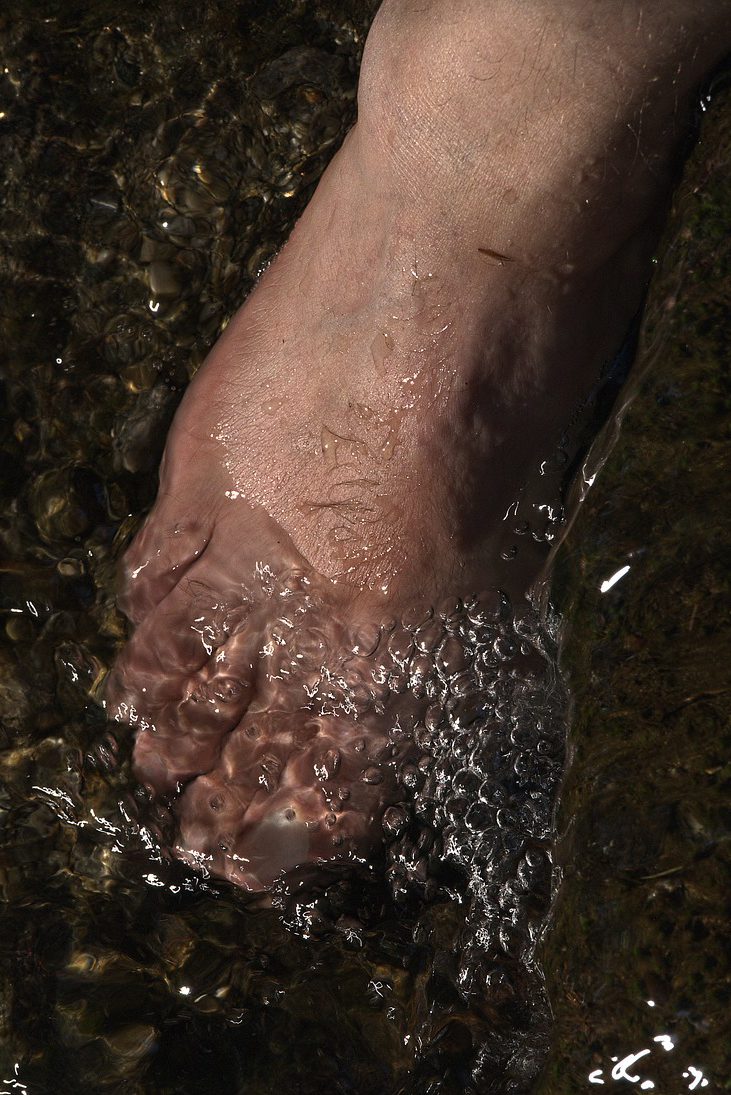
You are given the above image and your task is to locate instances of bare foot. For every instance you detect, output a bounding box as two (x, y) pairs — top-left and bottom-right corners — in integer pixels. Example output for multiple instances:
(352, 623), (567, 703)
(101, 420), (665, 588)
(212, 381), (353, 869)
(104, 0), (731, 890)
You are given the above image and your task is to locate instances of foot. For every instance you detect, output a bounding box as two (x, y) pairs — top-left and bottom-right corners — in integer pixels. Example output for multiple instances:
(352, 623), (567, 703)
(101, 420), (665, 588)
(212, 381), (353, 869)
(105, 0), (731, 890)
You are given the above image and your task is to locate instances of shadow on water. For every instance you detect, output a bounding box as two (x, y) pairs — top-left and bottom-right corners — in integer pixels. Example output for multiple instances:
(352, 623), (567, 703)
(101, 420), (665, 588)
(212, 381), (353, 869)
(0, 2), (728, 1093)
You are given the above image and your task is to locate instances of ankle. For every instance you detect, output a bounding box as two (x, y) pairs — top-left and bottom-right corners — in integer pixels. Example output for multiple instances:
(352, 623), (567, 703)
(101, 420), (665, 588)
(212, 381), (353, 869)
(355, 0), (730, 270)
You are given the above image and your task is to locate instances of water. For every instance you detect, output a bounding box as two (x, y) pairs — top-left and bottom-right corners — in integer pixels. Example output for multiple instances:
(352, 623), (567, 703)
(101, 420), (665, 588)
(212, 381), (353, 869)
(1, 2), (730, 1093)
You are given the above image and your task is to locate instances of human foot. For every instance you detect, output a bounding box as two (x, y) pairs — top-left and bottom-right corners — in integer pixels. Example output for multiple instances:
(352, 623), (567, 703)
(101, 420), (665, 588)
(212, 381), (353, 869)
(104, 0), (731, 891)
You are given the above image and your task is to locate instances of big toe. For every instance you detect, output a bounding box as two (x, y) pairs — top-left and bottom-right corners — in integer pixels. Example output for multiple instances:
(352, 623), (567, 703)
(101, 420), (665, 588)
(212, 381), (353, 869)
(105, 558), (270, 795)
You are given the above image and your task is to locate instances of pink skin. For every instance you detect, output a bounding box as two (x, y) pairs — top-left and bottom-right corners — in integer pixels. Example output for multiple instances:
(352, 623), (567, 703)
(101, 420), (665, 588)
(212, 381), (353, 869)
(105, 0), (731, 890)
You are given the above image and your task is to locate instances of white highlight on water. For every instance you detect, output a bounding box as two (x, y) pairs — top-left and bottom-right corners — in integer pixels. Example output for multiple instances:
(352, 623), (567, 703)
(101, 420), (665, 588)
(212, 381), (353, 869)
(599, 564), (631, 593)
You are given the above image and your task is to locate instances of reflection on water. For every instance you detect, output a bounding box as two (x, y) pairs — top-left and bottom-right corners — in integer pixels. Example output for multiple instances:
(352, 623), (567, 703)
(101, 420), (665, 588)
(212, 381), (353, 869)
(2, 1062), (29, 1094)
(585, 1004), (712, 1091)
(0, 2), (729, 1093)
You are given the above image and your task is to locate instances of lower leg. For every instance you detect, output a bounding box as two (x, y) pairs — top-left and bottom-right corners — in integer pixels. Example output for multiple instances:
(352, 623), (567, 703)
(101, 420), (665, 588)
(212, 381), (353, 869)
(106, 0), (731, 889)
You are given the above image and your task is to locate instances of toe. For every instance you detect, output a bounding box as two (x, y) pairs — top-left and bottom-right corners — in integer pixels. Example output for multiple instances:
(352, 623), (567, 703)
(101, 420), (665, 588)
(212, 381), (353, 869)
(106, 563), (271, 794)
(129, 673), (257, 795)
(174, 712), (396, 889)
(118, 499), (215, 626)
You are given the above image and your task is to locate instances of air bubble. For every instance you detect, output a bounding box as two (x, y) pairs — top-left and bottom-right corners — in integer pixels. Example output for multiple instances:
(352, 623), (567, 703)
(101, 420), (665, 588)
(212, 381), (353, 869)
(388, 671), (408, 694)
(382, 806), (408, 839)
(494, 636), (518, 661)
(424, 705), (444, 732)
(450, 695), (485, 728)
(468, 589), (507, 624)
(465, 802), (492, 831)
(437, 595), (462, 621)
(409, 652), (432, 685)
(496, 808), (516, 829)
(449, 671), (473, 698)
(437, 635), (470, 676)
(446, 796), (469, 823)
(387, 627), (414, 665)
(400, 764), (425, 791)
(414, 618), (444, 653)
(453, 768), (480, 796)
(513, 752), (532, 779)
(402, 604), (433, 630)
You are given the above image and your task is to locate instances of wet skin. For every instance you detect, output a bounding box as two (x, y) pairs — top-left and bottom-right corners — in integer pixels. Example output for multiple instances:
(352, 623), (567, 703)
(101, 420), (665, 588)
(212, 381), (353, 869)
(105, 0), (731, 890)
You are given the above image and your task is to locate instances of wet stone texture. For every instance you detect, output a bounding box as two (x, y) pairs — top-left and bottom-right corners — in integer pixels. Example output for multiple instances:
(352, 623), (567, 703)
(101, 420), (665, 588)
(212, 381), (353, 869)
(0, 4), (728, 1095)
